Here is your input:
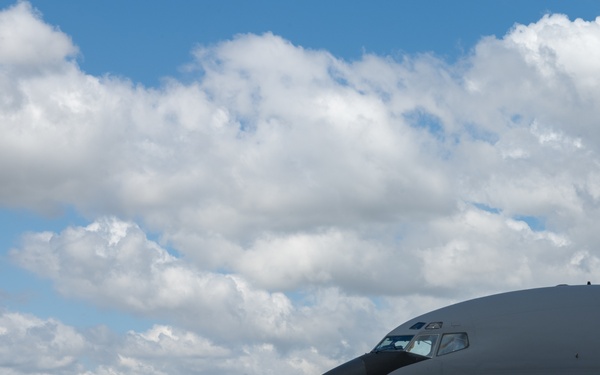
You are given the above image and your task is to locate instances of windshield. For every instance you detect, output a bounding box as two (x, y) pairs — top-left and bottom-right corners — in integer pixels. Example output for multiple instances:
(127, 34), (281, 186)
(406, 334), (439, 357)
(372, 335), (414, 352)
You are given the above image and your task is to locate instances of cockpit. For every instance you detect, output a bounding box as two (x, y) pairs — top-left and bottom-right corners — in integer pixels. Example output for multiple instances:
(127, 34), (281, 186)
(372, 324), (469, 358)
(324, 322), (470, 375)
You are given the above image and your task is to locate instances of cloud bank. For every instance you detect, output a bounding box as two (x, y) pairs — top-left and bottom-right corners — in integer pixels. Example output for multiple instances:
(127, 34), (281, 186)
(3, 2), (600, 373)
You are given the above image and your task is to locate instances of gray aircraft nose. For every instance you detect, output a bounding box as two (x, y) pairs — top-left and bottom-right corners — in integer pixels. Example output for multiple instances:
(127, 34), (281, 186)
(322, 356), (367, 375)
(323, 351), (428, 375)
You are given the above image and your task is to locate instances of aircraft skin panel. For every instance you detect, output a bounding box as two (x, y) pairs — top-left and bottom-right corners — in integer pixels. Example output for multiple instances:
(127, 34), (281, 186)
(324, 285), (600, 375)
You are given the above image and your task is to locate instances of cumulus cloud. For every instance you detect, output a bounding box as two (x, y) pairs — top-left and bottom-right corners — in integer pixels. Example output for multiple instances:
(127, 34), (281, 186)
(10, 218), (295, 343)
(0, 312), (333, 375)
(233, 229), (414, 293)
(0, 2), (77, 68)
(3, 2), (600, 374)
(0, 312), (86, 374)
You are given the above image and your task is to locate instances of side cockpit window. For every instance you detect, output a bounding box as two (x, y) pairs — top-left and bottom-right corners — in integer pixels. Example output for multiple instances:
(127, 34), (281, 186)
(437, 333), (469, 356)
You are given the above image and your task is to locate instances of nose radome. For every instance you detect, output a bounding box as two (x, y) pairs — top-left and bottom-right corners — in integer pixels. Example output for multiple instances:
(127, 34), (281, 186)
(322, 357), (367, 375)
(323, 351), (429, 375)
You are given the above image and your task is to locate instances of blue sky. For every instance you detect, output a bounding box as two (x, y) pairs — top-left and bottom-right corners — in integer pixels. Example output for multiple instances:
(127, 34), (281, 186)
(2, 1), (600, 374)
(6, 0), (598, 85)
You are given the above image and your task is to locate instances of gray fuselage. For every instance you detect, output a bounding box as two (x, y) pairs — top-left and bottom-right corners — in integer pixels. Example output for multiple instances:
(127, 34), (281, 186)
(324, 285), (600, 375)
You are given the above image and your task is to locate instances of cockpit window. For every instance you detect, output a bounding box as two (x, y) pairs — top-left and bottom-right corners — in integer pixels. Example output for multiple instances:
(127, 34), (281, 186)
(437, 333), (469, 356)
(406, 334), (439, 357)
(372, 335), (414, 352)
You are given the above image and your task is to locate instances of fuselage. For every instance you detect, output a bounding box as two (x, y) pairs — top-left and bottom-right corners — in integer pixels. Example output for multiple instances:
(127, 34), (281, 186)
(323, 285), (600, 375)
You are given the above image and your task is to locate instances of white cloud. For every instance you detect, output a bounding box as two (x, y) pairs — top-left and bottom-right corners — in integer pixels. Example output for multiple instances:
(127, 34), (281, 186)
(507, 15), (600, 90)
(0, 312), (86, 374)
(233, 229), (423, 294)
(3, 2), (600, 374)
(0, 2), (77, 68)
(10, 218), (295, 343)
(0, 310), (335, 375)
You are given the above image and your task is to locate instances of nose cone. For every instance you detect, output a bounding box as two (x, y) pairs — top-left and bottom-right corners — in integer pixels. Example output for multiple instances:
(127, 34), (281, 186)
(323, 351), (428, 375)
(323, 356), (366, 375)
